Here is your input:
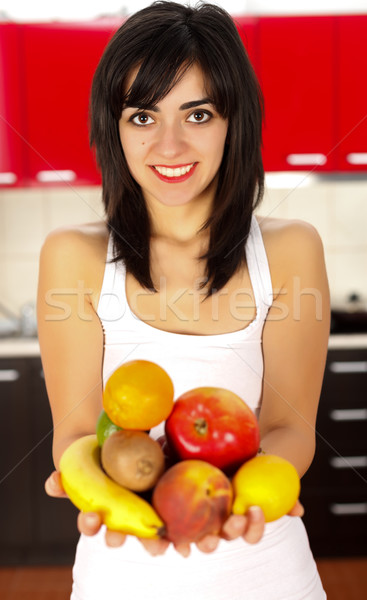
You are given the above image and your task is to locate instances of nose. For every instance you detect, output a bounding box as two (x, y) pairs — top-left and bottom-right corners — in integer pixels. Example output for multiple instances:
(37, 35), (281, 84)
(154, 121), (188, 160)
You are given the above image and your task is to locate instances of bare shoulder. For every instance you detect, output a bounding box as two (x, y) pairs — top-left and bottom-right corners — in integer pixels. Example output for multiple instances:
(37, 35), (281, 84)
(41, 220), (108, 250)
(257, 215), (324, 260)
(255, 215), (327, 286)
(257, 214), (323, 247)
(39, 221), (109, 308)
(40, 221), (109, 267)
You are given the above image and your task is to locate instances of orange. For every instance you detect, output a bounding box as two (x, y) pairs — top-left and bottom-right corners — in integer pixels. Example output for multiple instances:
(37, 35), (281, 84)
(103, 360), (174, 430)
(231, 454), (300, 522)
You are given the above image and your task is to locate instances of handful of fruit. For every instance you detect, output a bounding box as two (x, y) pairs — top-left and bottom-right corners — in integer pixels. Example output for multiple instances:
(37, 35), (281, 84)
(60, 360), (300, 543)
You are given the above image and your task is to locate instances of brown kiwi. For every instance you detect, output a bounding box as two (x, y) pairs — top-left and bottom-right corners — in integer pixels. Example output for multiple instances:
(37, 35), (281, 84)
(101, 430), (165, 492)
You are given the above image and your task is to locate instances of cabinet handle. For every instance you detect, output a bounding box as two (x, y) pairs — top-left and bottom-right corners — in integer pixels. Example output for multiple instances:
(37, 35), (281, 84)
(36, 170), (77, 183)
(329, 408), (367, 421)
(330, 502), (367, 516)
(0, 172), (17, 185)
(346, 153), (367, 165)
(330, 456), (367, 469)
(0, 369), (20, 382)
(286, 153), (327, 166)
(329, 361), (367, 373)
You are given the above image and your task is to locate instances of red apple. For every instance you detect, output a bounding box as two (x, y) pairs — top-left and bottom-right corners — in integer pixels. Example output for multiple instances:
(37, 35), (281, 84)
(165, 387), (260, 474)
(152, 459), (233, 544)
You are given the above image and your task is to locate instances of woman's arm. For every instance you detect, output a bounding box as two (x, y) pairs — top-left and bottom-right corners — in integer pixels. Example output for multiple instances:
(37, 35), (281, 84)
(37, 226), (130, 545)
(259, 219), (330, 475)
(37, 227), (105, 467)
(38, 226), (171, 552)
(197, 219), (330, 553)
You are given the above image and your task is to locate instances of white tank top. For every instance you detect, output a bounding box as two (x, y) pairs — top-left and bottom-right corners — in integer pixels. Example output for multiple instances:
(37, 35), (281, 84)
(70, 215), (326, 600)
(97, 215), (273, 439)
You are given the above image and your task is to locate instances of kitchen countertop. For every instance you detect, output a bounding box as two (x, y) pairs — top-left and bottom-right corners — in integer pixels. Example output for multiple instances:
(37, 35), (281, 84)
(327, 334), (367, 349)
(0, 337), (40, 358)
(0, 334), (367, 358)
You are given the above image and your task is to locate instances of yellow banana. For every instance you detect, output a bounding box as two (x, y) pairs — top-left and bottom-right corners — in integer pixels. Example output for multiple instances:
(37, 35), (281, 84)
(60, 434), (165, 538)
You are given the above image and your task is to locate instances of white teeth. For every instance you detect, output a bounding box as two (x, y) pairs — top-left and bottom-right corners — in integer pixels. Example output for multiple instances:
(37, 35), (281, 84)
(154, 164), (194, 177)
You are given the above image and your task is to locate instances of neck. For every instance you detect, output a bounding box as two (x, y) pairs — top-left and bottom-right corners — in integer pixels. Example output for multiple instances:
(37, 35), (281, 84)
(146, 198), (212, 246)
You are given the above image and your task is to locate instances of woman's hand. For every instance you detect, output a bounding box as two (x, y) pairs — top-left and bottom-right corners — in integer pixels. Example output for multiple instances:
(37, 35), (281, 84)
(44, 471), (68, 498)
(45, 470), (304, 557)
(45, 471), (167, 553)
(139, 491), (304, 557)
(177, 499), (305, 557)
(222, 499), (304, 544)
(45, 471), (128, 547)
(287, 499), (304, 517)
(45, 471), (168, 551)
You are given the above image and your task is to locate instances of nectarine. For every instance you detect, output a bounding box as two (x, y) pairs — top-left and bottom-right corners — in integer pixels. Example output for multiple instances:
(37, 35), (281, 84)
(152, 459), (233, 544)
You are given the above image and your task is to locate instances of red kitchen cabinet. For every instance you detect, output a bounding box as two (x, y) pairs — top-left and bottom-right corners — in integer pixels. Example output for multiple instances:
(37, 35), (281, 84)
(0, 24), (27, 187)
(2, 15), (367, 188)
(335, 15), (367, 172)
(258, 16), (337, 172)
(233, 16), (260, 74)
(20, 21), (120, 186)
(18, 17), (260, 187)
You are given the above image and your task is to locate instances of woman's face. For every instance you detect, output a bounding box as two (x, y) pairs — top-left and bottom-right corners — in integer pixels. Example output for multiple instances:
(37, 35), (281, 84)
(119, 64), (228, 210)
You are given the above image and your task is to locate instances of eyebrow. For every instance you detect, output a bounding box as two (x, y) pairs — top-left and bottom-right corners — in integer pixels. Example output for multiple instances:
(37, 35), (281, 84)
(124, 98), (214, 112)
(180, 98), (213, 110)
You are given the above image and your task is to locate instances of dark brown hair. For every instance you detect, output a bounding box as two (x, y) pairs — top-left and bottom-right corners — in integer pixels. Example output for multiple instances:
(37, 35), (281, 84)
(90, 1), (264, 294)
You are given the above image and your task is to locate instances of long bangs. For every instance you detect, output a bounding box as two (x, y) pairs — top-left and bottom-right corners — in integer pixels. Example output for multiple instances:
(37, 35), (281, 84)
(117, 5), (243, 120)
(122, 33), (197, 111)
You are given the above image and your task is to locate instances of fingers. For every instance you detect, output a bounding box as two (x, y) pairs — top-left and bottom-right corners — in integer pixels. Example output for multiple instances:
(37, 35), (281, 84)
(136, 502), (300, 558)
(173, 542), (191, 557)
(242, 506), (265, 544)
(105, 529), (127, 548)
(288, 499), (304, 518)
(44, 471), (67, 498)
(221, 514), (247, 540)
(195, 535), (220, 554)
(139, 538), (170, 556)
(222, 508), (265, 544)
(77, 511), (103, 536)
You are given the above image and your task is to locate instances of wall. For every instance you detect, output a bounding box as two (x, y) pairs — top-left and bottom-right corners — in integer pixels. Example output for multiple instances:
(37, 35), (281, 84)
(260, 176), (367, 306)
(0, 186), (105, 314)
(0, 178), (366, 314)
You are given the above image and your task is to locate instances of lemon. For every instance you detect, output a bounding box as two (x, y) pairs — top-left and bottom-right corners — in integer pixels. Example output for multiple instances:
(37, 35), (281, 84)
(232, 454), (300, 522)
(96, 410), (122, 447)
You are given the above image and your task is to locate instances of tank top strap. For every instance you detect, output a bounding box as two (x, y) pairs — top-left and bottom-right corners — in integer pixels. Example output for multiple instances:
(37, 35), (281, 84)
(97, 233), (126, 323)
(106, 230), (117, 262)
(246, 216), (273, 309)
(103, 232), (123, 294)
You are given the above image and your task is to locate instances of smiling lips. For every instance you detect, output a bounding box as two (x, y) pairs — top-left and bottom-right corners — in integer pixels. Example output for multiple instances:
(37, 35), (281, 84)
(150, 162), (197, 183)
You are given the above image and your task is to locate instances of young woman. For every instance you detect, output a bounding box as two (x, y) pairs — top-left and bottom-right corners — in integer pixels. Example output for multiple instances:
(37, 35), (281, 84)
(38, 2), (330, 598)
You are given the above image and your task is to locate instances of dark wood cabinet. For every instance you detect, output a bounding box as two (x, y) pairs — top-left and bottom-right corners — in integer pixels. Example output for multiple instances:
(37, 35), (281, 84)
(301, 347), (367, 557)
(0, 357), (79, 565)
(28, 357), (80, 564)
(0, 359), (33, 562)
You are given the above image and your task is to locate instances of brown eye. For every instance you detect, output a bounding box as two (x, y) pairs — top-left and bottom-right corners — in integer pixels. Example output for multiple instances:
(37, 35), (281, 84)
(187, 110), (211, 123)
(131, 112), (154, 126)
